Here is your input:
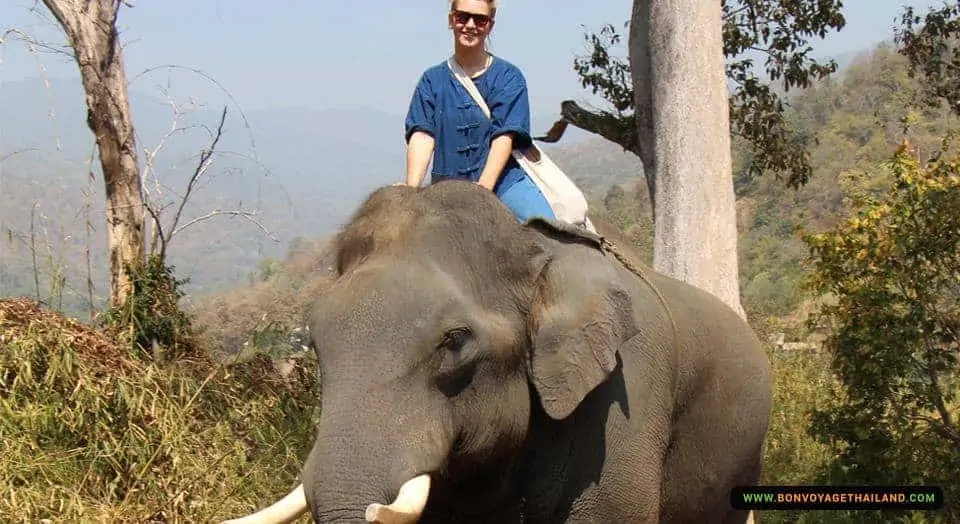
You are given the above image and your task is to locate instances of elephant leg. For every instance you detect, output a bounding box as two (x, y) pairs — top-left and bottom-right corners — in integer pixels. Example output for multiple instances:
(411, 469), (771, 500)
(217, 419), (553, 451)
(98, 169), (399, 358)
(658, 397), (767, 523)
(562, 367), (670, 521)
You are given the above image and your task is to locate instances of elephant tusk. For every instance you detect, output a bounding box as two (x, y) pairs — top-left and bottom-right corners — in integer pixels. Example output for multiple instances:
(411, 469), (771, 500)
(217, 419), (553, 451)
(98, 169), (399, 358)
(221, 483), (308, 524)
(364, 474), (431, 524)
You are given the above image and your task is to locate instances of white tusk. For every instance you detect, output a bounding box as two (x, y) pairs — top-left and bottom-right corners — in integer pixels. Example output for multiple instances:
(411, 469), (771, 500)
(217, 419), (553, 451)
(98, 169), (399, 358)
(221, 483), (308, 524)
(364, 474), (431, 524)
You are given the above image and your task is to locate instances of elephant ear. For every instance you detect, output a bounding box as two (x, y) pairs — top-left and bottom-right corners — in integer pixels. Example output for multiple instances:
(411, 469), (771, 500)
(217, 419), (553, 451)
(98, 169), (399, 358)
(527, 252), (638, 420)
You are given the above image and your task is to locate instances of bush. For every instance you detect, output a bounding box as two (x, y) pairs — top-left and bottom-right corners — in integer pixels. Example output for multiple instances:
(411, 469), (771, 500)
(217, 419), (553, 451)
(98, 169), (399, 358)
(98, 254), (200, 364)
(800, 140), (960, 521)
(189, 238), (333, 359)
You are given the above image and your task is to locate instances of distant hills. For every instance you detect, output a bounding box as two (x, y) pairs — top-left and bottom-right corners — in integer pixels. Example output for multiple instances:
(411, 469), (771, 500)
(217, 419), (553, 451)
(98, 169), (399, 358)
(0, 75), (613, 313)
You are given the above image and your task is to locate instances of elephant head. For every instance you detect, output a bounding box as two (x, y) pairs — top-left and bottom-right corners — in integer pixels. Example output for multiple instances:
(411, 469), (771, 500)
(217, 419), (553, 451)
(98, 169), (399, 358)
(223, 180), (642, 523)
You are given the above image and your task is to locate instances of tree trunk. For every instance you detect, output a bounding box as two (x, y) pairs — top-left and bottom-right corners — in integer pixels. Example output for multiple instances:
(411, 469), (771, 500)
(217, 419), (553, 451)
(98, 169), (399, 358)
(629, 0), (746, 320)
(41, 0), (145, 309)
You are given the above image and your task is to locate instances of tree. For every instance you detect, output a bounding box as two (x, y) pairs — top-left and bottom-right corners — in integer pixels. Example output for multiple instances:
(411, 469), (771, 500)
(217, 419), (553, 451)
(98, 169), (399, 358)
(895, 1), (960, 117)
(537, 1), (844, 319)
(795, 6), (960, 516)
(625, 0), (745, 318)
(39, 0), (145, 309)
(557, 1), (845, 196)
(802, 139), (960, 517)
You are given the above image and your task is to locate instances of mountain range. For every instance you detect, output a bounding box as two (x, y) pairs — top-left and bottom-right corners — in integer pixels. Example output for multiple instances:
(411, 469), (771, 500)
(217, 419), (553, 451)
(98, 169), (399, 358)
(0, 76), (628, 312)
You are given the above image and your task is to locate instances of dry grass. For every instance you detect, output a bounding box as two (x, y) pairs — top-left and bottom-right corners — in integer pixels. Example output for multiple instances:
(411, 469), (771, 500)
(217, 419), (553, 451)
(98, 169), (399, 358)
(0, 297), (319, 523)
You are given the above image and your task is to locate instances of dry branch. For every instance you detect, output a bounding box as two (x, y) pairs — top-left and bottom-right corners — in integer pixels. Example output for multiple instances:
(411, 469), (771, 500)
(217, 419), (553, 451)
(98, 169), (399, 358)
(162, 106), (229, 260)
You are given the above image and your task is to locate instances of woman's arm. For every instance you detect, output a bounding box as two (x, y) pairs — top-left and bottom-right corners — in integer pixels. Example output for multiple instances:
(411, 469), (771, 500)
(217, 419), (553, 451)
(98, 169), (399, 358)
(404, 71), (436, 187)
(478, 66), (532, 191)
(476, 133), (514, 190)
(406, 131), (435, 187)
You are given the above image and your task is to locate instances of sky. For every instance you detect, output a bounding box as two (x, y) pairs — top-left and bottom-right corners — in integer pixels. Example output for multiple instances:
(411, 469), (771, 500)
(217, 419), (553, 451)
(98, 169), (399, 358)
(0, 0), (945, 123)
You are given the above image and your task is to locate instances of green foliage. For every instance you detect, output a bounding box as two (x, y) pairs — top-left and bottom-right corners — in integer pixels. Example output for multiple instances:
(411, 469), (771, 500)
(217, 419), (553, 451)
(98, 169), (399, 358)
(758, 347), (843, 524)
(99, 254), (198, 364)
(252, 257), (284, 284)
(0, 299), (319, 522)
(575, 22), (633, 114)
(895, 1), (960, 118)
(732, 44), (960, 323)
(740, 233), (805, 318)
(800, 141), (960, 520)
(573, 0), (845, 188)
(724, 0), (845, 188)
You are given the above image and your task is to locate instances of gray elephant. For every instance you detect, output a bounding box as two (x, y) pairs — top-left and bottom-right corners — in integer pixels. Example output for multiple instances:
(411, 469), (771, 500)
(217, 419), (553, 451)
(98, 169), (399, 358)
(223, 180), (772, 523)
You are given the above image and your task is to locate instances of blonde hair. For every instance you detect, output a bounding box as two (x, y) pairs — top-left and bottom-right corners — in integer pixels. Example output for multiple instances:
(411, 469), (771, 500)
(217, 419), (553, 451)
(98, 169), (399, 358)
(450, 0), (497, 18)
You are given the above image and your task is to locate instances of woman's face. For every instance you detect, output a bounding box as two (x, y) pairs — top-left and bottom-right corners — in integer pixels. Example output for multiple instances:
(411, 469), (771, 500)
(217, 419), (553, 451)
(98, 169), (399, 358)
(449, 0), (494, 49)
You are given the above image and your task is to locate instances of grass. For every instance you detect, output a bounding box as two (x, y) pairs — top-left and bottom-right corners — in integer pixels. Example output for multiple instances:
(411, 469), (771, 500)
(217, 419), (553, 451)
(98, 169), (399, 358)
(0, 297), (319, 522)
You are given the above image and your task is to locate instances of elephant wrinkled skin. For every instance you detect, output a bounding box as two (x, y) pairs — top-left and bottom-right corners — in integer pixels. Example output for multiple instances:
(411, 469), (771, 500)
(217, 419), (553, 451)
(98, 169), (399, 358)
(225, 179), (773, 523)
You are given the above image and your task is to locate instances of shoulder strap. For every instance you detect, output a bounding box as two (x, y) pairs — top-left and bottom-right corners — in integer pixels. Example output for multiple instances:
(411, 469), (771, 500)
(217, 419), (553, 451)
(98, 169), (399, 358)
(447, 57), (491, 119)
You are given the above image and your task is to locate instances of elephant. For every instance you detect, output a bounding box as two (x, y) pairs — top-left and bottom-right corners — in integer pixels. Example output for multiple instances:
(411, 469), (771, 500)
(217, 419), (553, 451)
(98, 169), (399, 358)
(223, 179), (773, 523)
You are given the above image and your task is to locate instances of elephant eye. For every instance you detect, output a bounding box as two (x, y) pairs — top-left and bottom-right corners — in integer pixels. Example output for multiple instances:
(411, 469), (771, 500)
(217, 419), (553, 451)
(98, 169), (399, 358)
(438, 327), (472, 351)
(435, 326), (478, 395)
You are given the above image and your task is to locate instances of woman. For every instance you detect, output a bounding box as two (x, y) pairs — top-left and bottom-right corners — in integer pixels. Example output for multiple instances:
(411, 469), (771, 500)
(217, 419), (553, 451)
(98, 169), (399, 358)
(403, 0), (556, 223)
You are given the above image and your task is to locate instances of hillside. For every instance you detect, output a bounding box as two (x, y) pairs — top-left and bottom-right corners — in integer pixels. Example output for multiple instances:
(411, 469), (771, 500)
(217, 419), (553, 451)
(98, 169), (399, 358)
(0, 77), (604, 315)
(732, 43), (959, 322)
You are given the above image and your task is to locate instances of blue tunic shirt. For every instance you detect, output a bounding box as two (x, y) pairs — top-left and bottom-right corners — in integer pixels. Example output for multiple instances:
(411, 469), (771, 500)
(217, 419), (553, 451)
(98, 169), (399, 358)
(404, 56), (533, 195)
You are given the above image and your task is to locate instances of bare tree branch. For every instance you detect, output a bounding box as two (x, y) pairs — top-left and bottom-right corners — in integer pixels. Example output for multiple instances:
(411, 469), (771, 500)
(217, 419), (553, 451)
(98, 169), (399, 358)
(906, 414), (960, 445)
(139, 86), (187, 254)
(144, 196), (165, 258)
(162, 105), (228, 261)
(135, 96), (280, 261)
(37, 0), (73, 35)
(128, 64), (259, 155)
(0, 148), (41, 163)
(3, 27), (73, 58)
(924, 339), (959, 444)
(172, 209), (277, 244)
(535, 100), (641, 157)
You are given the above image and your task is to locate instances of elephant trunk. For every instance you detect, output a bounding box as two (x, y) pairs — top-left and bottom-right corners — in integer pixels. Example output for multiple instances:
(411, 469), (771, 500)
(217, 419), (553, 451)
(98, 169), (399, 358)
(300, 399), (450, 523)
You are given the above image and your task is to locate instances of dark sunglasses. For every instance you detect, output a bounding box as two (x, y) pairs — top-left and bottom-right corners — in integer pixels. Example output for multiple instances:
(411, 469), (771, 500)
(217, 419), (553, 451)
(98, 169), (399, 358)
(452, 10), (492, 28)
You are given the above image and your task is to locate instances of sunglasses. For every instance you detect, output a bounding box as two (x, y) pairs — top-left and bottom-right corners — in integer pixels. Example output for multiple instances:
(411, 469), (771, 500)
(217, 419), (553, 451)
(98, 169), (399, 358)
(452, 10), (492, 28)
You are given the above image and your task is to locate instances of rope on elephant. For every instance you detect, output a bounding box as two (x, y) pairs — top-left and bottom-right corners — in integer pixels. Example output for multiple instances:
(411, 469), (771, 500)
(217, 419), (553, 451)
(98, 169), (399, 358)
(524, 217), (682, 402)
(596, 237), (681, 402)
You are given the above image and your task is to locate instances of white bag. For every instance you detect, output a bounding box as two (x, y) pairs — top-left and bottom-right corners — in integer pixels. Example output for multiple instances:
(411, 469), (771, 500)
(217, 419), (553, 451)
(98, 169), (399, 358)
(446, 57), (594, 232)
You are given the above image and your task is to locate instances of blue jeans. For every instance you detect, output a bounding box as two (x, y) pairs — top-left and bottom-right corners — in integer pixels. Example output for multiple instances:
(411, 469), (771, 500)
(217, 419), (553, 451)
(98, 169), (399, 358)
(496, 175), (556, 223)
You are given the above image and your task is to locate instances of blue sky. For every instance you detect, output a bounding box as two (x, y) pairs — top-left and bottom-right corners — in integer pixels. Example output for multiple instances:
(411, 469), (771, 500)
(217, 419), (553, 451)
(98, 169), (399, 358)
(0, 0), (943, 122)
